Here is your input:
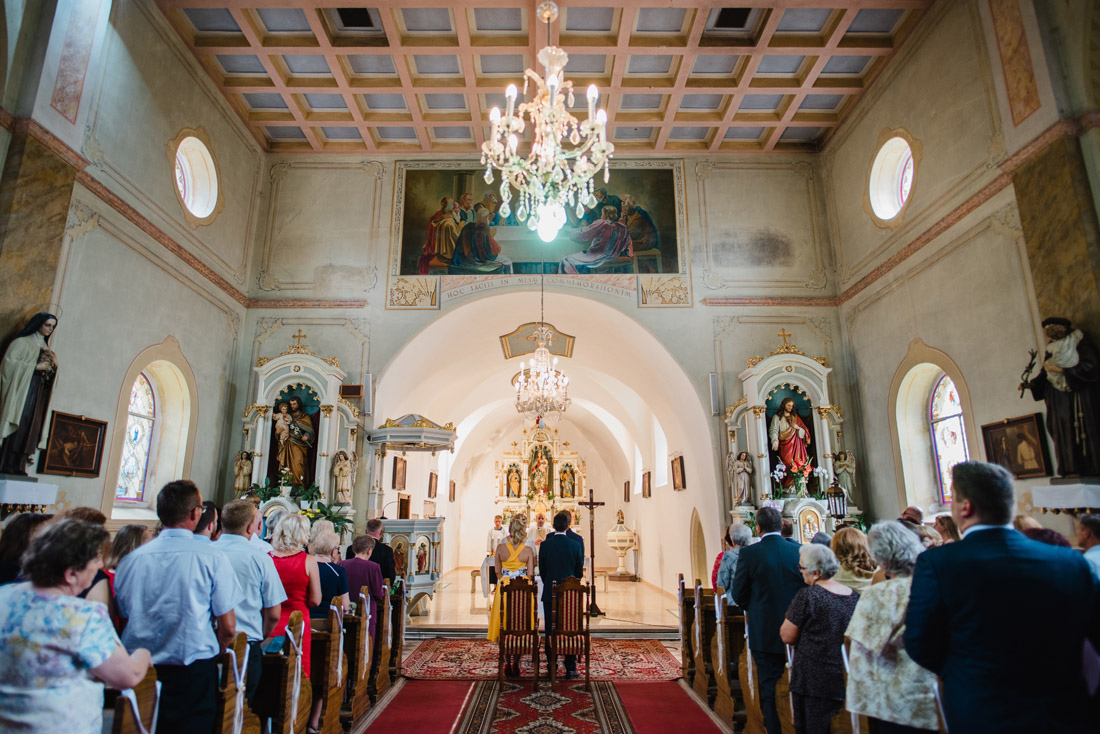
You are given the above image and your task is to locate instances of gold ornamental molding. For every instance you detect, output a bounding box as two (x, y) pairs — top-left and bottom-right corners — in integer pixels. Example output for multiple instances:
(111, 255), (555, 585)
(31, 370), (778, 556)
(746, 329), (827, 370)
(338, 397), (361, 418)
(255, 329), (339, 368)
(750, 406), (767, 418)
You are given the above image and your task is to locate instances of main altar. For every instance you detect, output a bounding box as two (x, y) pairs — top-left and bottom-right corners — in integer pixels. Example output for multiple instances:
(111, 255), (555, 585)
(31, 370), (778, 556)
(494, 425), (586, 525)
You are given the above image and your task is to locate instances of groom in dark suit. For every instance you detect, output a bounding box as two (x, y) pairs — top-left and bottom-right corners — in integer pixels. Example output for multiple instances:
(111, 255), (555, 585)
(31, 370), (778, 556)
(540, 511), (584, 678)
(905, 461), (1100, 733)
(729, 506), (804, 734)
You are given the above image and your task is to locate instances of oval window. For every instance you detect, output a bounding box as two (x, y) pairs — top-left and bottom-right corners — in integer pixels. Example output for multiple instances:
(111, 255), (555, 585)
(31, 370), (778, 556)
(173, 136), (219, 219)
(868, 136), (915, 221)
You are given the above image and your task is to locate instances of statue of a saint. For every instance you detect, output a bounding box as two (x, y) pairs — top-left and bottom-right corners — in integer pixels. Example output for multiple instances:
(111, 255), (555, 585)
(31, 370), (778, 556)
(233, 451), (253, 498)
(769, 397), (811, 487)
(270, 395), (316, 487)
(416, 540), (428, 574)
(730, 451), (753, 505)
(1022, 317), (1100, 476)
(833, 451), (856, 501)
(0, 313), (58, 475)
(507, 466), (521, 498)
(333, 451), (353, 505)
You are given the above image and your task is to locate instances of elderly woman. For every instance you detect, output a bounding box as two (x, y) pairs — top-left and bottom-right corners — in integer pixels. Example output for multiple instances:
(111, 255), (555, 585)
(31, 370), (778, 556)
(0, 519), (151, 733)
(780, 543), (860, 734)
(716, 524), (753, 604)
(831, 527), (877, 592)
(845, 521), (938, 732)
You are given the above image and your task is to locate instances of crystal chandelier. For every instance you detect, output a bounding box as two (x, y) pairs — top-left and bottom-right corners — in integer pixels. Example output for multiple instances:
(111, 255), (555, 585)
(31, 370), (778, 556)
(481, 0), (615, 243)
(514, 277), (571, 418)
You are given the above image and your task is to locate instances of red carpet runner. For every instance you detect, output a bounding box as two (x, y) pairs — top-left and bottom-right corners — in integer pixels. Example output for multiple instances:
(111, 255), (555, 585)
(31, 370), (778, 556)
(365, 680), (472, 732)
(614, 682), (724, 734)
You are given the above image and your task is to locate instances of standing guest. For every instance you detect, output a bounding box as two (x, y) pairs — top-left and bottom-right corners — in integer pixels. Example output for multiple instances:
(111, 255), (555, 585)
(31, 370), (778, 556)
(57, 508), (111, 606)
(340, 535), (386, 643)
(257, 508), (284, 552)
(309, 529), (350, 617)
(539, 511), (583, 679)
(730, 506), (805, 734)
(1022, 527), (1072, 547)
(831, 527), (877, 593)
(711, 525), (735, 588)
(845, 522), (938, 733)
(213, 500), (286, 706)
(905, 461), (1100, 732)
(0, 512), (51, 583)
(716, 524), (753, 602)
(269, 513), (322, 678)
(900, 519), (942, 549)
(488, 515), (537, 676)
(0, 519), (151, 733)
(810, 532), (832, 546)
(899, 506), (924, 524)
(1014, 513), (1041, 531)
(115, 480), (242, 734)
(781, 519), (799, 544)
(309, 519), (335, 545)
(563, 511), (585, 554)
(365, 518), (396, 586)
(193, 501), (221, 543)
(104, 524), (153, 594)
(486, 514), (507, 587)
(932, 514), (960, 543)
(1077, 514), (1100, 577)
(780, 544), (859, 734)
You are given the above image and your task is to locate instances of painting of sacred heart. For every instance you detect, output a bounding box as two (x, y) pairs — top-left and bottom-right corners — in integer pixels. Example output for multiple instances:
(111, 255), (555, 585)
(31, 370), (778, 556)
(40, 411), (107, 477)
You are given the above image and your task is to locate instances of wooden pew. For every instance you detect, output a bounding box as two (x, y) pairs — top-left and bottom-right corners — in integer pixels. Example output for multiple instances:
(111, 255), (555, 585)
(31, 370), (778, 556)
(214, 633), (261, 734)
(341, 586), (373, 731)
(369, 582), (393, 704)
(737, 619), (766, 734)
(691, 583), (718, 707)
(389, 577), (407, 678)
(110, 667), (159, 734)
(677, 574), (696, 682)
(712, 600), (748, 731)
(253, 611), (313, 734)
(310, 597), (349, 734)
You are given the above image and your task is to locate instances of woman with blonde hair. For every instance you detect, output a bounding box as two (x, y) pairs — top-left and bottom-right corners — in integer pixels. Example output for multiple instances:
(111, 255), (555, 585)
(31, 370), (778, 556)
(269, 513), (322, 677)
(487, 514), (536, 676)
(933, 514), (960, 543)
(831, 527), (877, 592)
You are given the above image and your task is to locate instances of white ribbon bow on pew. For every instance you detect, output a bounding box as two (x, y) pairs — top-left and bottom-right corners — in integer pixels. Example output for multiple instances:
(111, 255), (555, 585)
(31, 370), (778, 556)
(361, 592), (372, 681)
(120, 680), (162, 734)
(225, 645), (250, 734)
(287, 624), (304, 734)
(330, 604), (344, 682)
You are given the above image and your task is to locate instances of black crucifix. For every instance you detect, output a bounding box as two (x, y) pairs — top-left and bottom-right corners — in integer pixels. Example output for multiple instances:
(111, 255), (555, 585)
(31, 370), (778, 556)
(578, 487), (605, 617)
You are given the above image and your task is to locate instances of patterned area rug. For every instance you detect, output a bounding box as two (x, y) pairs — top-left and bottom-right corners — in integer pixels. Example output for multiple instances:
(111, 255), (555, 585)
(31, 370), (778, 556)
(454, 680), (632, 734)
(402, 639), (681, 681)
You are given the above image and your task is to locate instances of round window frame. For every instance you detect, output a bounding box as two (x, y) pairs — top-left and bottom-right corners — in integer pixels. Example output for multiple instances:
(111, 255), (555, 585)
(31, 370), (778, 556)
(166, 127), (224, 228)
(864, 128), (921, 229)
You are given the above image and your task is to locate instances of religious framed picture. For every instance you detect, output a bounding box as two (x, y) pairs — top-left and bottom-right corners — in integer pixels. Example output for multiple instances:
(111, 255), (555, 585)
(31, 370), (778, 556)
(39, 411), (107, 477)
(427, 471), (438, 499)
(449, 479), (456, 502)
(671, 455), (686, 491)
(981, 413), (1052, 479)
(423, 501), (437, 518)
(642, 471), (652, 498)
(392, 456), (406, 490)
(624, 480), (630, 503)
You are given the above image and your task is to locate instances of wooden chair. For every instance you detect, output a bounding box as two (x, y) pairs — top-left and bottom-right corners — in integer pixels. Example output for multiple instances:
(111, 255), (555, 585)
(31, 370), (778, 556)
(389, 577), (407, 678)
(309, 597), (348, 734)
(111, 667), (159, 734)
(692, 583), (718, 707)
(341, 586), (373, 731)
(214, 632), (261, 734)
(253, 611), (312, 734)
(712, 599), (748, 730)
(497, 576), (540, 690)
(633, 248), (662, 273)
(369, 582), (392, 704)
(547, 577), (591, 690)
(678, 574), (696, 682)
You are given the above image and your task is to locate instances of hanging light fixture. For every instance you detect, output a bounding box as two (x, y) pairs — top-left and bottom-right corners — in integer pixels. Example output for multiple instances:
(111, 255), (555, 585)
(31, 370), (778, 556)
(514, 275), (571, 419)
(482, 0), (615, 243)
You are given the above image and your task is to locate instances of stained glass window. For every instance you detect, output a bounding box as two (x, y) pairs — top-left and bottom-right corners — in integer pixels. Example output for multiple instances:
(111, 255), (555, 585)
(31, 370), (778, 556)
(929, 374), (968, 503)
(116, 373), (155, 502)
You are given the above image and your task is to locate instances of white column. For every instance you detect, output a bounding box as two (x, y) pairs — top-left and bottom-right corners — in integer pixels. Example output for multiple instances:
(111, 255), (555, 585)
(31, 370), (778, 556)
(749, 407), (769, 503)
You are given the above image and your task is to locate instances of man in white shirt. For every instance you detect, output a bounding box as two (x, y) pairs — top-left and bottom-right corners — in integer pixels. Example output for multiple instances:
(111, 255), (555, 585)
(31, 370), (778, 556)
(486, 514), (507, 587)
(1076, 514), (1100, 578)
(115, 481), (242, 734)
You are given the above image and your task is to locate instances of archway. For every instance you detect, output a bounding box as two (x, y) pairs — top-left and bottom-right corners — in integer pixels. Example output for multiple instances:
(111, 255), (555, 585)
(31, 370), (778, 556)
(373, 290), (720, 592)
(688, 508), (708, 587)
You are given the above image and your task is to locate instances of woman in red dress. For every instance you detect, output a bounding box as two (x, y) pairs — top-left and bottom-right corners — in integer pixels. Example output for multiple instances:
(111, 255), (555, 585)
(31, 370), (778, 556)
(269, 513), (322, 677)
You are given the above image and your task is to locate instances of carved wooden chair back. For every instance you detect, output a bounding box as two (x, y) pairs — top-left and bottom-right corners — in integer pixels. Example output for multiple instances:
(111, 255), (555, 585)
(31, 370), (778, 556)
(549, 576), (591, 689)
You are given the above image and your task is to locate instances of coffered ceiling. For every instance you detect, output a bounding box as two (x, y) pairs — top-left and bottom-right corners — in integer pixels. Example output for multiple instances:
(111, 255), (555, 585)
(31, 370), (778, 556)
(155, 1), (932, 154)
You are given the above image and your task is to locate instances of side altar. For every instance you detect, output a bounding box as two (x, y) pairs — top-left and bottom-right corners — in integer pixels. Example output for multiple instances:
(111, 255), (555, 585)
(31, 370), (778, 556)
(380, 518), (444, 615)
(494, 425), (586, 526)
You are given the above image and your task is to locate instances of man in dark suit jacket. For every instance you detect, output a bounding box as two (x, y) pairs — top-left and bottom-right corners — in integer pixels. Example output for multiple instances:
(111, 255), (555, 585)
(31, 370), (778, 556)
(364, 518), (396, 586)
(729, 506), (804, 734)
(564, 511), (585, 555)
(540, 511), (585, 678)
(905, 461), (1100, 733)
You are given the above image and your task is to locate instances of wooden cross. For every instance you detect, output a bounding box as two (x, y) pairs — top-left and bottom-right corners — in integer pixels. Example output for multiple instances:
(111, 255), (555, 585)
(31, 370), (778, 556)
(777, 328), (793, 346)
(291, 329), (308, 347)
(578, 488), (606, 616)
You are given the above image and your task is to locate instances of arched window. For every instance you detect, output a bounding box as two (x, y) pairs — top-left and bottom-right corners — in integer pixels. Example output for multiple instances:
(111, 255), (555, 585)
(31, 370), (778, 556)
(929, 374), (969, 503)
(117, 373), (156, 502)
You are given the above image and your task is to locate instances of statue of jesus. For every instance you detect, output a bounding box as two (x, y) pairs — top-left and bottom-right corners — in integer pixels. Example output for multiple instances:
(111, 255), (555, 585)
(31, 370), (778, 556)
(769, 398), (811, 486)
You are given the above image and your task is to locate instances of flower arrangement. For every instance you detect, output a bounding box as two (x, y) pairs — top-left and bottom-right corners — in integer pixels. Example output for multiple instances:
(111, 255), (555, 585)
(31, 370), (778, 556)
(773, 460), (830, 498)
(301, 501), (353, 536)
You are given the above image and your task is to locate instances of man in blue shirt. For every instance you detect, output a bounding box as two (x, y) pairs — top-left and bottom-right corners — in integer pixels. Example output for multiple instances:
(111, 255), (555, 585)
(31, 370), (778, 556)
(193, 500), (221, 544)
(115, 480), (242, 734)
(214, 499), (287, 705)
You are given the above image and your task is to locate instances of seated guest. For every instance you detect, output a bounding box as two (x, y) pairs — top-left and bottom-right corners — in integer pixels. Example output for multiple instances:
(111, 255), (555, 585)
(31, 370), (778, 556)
(716, 524), (753, 603)
(269, 513), (322, 678)
(340, 535), (386, 644)
(115, 480), (242, 734)
(831, 527), (877, 592)
(0, 512), (51, 584)
(193, 501), (221, 543)
(905, 461), (1100, 733)
(213, 500), (286, 706)
(309, 529), (350, 617)
(845, 521), (938, 732)
(0, 519), (151, 733)
(1076, 514), (1100, 577)
(57, 507), (111, 606)
(780, 544), (859, 734)
(1022, 527), (1072, 547)
(711, 525), (734, 588)
(932, 514), (960, 543)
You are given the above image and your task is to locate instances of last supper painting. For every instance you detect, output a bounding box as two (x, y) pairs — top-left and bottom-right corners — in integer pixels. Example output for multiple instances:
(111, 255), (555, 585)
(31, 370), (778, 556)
(397, 164), (681, 276)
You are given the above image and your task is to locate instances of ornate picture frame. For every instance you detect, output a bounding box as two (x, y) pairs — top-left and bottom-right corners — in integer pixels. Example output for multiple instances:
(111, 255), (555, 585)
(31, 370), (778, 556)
(39, 411), (107, 478)
(392, 456), (407, 490)
(642, 471), (652, 498)
(671, 455), (686, 491)
(428, 471), (438, 499)
(981, 413), (1052, 479)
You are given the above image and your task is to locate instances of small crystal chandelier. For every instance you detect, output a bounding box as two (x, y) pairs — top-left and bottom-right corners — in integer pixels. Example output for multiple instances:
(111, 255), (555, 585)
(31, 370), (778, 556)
(514, 276), (571, 419)
(481, 0), (615, 243)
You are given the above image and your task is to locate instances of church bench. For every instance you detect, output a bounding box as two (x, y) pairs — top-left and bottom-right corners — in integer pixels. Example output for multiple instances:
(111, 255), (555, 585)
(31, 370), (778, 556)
(737, 619), (767, 734)
(712, 598), (748, 731)
(677, 574), (696, 682)
(341, 587), (373, 732)
(214, 633), (261, 734)
(691, 583), (718, 707)
(109, 667), (159, 734)
(369, 582), (393, 704)
(253, 611), (313, 734)
(389, 577), (407, 678)
(309, 597), (348, 734)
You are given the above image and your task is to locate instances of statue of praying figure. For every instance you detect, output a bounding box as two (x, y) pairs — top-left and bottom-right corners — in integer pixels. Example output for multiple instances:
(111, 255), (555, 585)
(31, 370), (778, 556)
(332, 450), (353, 505)
(232, 451), (253, 499)
(729, 451), (753, 505)
(833, 451), (856, 502)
